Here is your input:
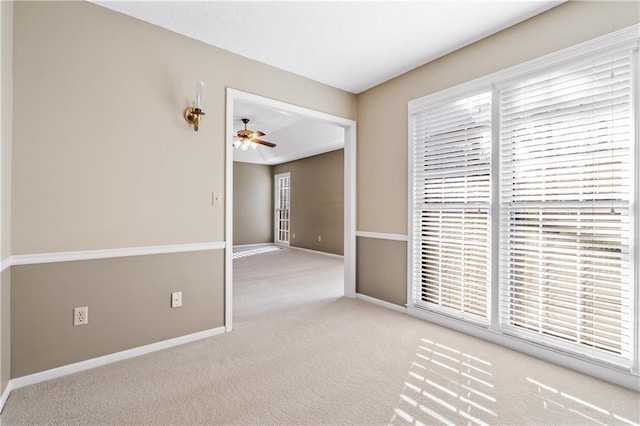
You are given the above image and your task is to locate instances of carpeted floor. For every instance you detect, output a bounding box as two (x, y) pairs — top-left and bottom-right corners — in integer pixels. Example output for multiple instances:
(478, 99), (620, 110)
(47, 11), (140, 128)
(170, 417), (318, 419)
(2, 248), (639, 425)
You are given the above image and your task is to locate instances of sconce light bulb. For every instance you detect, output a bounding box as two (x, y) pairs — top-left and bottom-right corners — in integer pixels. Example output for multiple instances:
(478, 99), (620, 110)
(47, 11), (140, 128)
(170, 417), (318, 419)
(195, 81), (205, 109)
(233, 140), (241, 148)
(251, 142), (258, 150)
(240, 144), (249, 151)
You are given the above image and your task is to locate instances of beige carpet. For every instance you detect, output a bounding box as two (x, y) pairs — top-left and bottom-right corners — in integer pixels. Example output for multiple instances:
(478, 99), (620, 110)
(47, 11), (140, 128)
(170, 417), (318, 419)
(2, 248), (638, 425)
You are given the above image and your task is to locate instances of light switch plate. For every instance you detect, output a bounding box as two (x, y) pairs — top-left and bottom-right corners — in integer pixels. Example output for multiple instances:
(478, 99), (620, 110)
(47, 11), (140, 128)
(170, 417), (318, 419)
(171, 291), (182, 308)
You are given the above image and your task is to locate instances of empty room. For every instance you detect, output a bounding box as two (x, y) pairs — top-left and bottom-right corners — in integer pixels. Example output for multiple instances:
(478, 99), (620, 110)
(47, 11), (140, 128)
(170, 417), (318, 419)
(0, 1), (638, 424)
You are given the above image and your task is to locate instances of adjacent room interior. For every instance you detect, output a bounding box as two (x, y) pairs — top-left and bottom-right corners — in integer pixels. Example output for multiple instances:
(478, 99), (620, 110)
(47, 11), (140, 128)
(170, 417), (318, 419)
(231, 94), (347, 312)
(231, 96), (346, 257)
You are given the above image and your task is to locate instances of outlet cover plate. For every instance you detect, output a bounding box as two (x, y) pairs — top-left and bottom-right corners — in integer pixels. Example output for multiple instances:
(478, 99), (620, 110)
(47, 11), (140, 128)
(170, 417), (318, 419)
(74, 306), (88, 326)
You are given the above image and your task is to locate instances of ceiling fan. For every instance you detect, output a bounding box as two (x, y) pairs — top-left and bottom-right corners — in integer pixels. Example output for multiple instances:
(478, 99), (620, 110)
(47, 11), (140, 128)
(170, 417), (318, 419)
(233, 118), (277, 151)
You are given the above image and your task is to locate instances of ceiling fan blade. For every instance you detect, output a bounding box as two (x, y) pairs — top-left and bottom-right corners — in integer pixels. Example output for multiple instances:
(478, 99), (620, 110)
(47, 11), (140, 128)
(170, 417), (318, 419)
(252, 138), (277, 148)
(252, 131), (266, 138)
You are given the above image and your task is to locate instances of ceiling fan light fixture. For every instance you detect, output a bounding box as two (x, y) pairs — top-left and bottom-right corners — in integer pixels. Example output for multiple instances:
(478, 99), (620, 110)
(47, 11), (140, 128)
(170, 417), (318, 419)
(233, 118), (277, 150)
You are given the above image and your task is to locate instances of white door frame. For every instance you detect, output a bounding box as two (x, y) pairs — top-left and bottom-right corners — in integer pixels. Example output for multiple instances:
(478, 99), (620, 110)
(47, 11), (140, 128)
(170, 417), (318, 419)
(225, 88), (357, 332)
(273, 172), (291, 246)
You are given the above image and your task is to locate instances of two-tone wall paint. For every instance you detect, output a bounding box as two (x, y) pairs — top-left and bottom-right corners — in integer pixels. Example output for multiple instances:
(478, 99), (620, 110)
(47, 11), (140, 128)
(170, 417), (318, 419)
(355, 0), (640, 308)
(4, 0), (356, 398)
(234, 149), (344, 255)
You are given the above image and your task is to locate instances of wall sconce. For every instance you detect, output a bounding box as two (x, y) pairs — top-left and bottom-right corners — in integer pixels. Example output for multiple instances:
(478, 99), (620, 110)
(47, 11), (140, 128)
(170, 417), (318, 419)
(184, 81), (206, 131)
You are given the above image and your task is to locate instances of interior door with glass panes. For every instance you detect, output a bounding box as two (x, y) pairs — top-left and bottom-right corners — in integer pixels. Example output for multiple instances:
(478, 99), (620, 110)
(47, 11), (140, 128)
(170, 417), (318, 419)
(274, 172), (291, 245)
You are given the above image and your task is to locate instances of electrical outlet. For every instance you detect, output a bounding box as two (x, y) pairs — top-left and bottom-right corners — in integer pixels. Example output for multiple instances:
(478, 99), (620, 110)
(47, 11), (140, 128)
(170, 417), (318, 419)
(213, 192), (222, 206)
(292, 233), (296, 239)
(318, 235), (322, 242)
(171, 291), (182, 308)
(73, 306), (88, 326)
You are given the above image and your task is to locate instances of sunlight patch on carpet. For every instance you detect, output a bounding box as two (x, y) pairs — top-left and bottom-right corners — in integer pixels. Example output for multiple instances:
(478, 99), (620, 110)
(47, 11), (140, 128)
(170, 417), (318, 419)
(390, 338), (496, 426)
(526, 377), (639, 426)
(233, 245), (283, 259)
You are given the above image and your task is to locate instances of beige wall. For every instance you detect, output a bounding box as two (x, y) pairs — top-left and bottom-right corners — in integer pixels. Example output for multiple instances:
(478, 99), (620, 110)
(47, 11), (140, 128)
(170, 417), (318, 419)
(0, 0), (13, 399)
(11, 250), (223, 377)
(356, 238), (406, 307)
(12, 1), (356, 255)
(1, 0), (12, 260)
(233, 162), (274, 246)
(356, 1), (640, 305)
(274, 149), (344, 255)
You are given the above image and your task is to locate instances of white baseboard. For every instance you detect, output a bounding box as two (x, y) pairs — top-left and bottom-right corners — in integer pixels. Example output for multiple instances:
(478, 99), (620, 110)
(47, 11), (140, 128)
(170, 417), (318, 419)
(356, 293), (407, 314)
(9, 326), (226, 392)
(0, 380), (12, 413)
(287, 246), (344, 259)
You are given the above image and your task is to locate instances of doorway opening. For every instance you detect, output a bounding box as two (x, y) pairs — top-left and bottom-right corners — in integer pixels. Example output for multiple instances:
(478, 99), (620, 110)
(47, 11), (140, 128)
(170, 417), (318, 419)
(225, 88), (356, 331)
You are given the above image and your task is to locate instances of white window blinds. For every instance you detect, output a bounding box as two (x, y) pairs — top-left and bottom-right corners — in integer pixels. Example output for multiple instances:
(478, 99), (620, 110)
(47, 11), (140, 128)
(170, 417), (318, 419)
(411, 91), (492, 321)
(499, 51), (633, 363)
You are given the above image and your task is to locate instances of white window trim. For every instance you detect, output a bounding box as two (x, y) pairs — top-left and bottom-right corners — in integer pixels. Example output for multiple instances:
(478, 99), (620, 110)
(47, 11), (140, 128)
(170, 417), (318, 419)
(407, 24), (640, 391)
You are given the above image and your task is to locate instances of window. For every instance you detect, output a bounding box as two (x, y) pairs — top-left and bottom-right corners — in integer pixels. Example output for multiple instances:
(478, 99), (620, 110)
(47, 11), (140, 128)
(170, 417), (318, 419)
(411, 90), (492, 322)
(499, 51), (633, 364)
(408, 27), (638, 379)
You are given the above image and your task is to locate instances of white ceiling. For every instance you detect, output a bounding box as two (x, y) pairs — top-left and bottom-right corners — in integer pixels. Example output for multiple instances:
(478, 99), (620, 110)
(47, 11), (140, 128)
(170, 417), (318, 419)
(93, 1), (562, 94)
(232, 101), (344, 165)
